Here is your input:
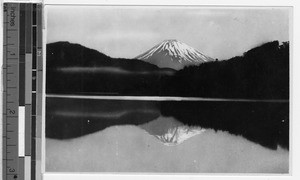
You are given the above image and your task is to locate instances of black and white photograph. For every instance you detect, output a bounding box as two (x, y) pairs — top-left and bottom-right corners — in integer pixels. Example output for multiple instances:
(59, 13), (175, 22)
(45, 6), (290, 173)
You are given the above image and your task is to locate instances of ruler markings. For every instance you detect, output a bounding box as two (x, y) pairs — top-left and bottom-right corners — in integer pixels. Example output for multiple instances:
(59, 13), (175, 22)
(3, 3), (43, 180)
(7, 3), (19, 179)
(3, 3), (19, 180)
(3, 8), (7, 178)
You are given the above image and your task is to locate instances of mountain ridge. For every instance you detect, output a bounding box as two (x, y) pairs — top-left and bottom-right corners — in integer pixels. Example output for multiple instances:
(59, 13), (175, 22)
(46, 40), (289, 99)
(46, 41), (176, 95)
(136, 39), (215, 70)
(47, 41), (164, 71)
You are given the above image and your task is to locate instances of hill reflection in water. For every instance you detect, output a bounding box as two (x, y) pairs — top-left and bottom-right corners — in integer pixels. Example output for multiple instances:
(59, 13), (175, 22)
(46, 97), (289, 150)
(46, 125), (288, 173)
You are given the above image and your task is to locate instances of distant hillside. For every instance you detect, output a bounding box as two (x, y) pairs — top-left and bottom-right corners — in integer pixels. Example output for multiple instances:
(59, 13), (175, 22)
(46, 42), (175, 95)
(161, 41), (289, 99)
(47, 41), (162, 71)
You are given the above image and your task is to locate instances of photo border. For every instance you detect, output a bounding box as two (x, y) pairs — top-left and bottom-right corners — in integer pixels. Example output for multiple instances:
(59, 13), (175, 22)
(0, 0), (297, 180)
(43, 1), (297, 180)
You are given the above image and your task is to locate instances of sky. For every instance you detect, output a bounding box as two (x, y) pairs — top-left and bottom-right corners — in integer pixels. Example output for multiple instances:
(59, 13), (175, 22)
(46, 6), (290, 60)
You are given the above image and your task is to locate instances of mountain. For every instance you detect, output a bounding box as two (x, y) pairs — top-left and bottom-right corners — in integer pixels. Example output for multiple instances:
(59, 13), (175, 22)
(140, 116), (205, 146)
(136, 39), (215, 70)
(155, 126), (205, 146)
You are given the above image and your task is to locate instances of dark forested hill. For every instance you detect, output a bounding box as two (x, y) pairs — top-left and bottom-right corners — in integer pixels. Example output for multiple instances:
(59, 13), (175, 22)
(46, 42), (175, 95)
(46, 41), (289, 99)
(47, 41), (162, 71)
(161, 41), (289, 99)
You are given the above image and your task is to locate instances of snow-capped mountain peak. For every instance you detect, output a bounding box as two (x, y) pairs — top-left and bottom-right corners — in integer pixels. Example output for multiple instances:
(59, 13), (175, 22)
(155, 126), (205, 146)
(136, 39), (214, 70)
(140, 117), (205, 146)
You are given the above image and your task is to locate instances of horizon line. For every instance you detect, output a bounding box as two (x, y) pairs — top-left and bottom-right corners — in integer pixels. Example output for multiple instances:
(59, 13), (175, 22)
(46, 94), (289, 103)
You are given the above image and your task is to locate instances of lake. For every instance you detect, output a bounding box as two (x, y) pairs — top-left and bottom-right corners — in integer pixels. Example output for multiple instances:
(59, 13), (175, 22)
(45, 96), (289, 173)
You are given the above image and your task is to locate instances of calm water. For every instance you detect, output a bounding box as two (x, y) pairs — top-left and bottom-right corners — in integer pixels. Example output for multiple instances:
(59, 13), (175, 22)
(46, 97), (289, 173)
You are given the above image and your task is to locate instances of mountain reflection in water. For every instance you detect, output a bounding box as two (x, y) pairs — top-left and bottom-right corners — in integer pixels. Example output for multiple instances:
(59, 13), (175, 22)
(46, 125), (288, 173)
(140, 117), (205, 146)
(46, 97), (289, 150)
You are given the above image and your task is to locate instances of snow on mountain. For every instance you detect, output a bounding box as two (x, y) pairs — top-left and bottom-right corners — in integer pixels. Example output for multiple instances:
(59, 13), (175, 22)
(140, 116), (205, 146)
(155, 126), (205, 146)
(136, 39), (215, 70)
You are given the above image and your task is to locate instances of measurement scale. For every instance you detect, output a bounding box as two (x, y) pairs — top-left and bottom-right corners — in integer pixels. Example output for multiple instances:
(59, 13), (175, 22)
(2, 3), (43, 180)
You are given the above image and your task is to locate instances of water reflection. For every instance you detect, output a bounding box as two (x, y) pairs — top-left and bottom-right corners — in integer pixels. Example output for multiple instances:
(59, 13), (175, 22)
(46, 125), (289, 173)
(140, 116), (205, 146)
(46, 97), (289, 150)
(46, 97), (159, 139)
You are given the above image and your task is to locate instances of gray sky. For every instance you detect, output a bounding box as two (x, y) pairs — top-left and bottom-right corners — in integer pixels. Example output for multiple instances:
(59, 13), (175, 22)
(47, 6), (290, 60)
